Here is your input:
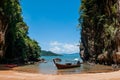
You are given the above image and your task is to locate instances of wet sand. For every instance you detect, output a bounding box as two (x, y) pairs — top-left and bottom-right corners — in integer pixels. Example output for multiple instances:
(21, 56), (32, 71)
(12, 63), (116, 74)
(0, 64), (120, 80)
(0, 70), (120, 80)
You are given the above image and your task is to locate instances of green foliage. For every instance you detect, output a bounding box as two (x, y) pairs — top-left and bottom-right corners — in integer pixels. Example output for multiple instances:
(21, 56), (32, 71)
(40, 50), (61, 56)
(0, 0), (41, 63)
(24, 38), (41, 59)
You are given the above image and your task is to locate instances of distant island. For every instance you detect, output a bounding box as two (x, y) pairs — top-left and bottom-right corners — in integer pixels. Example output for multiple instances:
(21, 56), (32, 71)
(40, 50), (62, 56)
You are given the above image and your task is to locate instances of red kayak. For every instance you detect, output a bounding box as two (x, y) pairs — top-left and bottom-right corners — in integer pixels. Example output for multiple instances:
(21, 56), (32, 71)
(4, 64), (17, 68)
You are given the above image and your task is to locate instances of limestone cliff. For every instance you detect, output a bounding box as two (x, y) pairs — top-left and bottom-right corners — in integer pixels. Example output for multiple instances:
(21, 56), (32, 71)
(0, 11), (8, 57)
(79, 0), (120, 65)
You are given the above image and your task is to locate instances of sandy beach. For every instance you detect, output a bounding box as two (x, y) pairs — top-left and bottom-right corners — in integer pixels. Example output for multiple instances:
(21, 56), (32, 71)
(0, 70), (120, 80)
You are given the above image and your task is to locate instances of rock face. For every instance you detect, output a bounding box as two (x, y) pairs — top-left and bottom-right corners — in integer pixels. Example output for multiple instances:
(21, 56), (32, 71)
(0, 19), (8, 57)
(115, 29), (120, 52)
(112, 52), (120, 64)
(80, 0), (120, 65)
(97, 51), (113, 65)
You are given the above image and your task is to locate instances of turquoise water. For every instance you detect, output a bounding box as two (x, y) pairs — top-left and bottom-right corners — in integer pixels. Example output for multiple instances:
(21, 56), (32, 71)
(15, 53), (113, 74)
(15, 53), (84, 74)
(39, 54), (82, 74)
(39, 53), (82, 74)
(41, 53), (82, 63)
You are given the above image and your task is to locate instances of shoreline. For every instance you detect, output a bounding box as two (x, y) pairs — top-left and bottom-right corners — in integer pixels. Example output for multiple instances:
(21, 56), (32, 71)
(0, 70), (120, 80)
(0, 63), (120, 80)
(12, 63), (117, 74)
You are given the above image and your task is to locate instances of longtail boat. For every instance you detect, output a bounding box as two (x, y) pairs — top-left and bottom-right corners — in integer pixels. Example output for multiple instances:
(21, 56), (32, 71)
(53, 59), (80, 69)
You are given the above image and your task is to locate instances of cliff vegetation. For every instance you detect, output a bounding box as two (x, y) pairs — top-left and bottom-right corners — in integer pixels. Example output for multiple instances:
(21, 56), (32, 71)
(79, 0), (120, 65)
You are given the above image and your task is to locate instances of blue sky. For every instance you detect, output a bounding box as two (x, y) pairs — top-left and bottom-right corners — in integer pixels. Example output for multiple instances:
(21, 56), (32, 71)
(20, 0), (81, 54)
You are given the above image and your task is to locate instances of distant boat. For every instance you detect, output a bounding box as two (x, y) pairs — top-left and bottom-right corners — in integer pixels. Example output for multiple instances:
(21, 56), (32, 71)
(54, 58), (62, 62)
(53, 59), (80, 69)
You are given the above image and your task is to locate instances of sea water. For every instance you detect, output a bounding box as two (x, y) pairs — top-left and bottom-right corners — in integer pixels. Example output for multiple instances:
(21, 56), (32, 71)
(41, 53), (82, 63)
(15, 53), (84, 74)
(14, 53), (113, 74)
(39, 53), (82, 74)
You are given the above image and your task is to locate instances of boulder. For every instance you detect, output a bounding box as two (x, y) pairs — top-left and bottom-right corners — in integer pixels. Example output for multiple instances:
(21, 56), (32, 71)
(97, 54), (105, 64)
(97, 51), (111, 65)
(112, 52), (120, 64)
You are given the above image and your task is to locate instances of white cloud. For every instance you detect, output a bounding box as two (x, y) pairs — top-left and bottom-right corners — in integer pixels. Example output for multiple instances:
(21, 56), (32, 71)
(49, 41), (79, 54)
(50, 41), (61, 46)
(50, 46), (61, 53)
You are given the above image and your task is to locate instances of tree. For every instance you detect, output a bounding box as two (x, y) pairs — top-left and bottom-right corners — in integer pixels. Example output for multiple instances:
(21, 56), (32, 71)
(0, 0), (41, 64)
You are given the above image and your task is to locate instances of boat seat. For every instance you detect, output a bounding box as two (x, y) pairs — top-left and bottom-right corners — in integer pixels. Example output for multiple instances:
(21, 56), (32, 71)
(66, 63), (72, 65)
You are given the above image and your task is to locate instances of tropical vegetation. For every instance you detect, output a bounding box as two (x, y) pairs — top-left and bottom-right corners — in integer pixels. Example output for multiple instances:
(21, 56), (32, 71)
(0, 0), (41, 64)
(40, 50), (62, 56)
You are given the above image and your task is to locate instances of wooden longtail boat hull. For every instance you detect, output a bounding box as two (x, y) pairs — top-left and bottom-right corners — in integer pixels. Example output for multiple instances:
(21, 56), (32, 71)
(53, 59), (80, 69)
(55, 63), (80, 69)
